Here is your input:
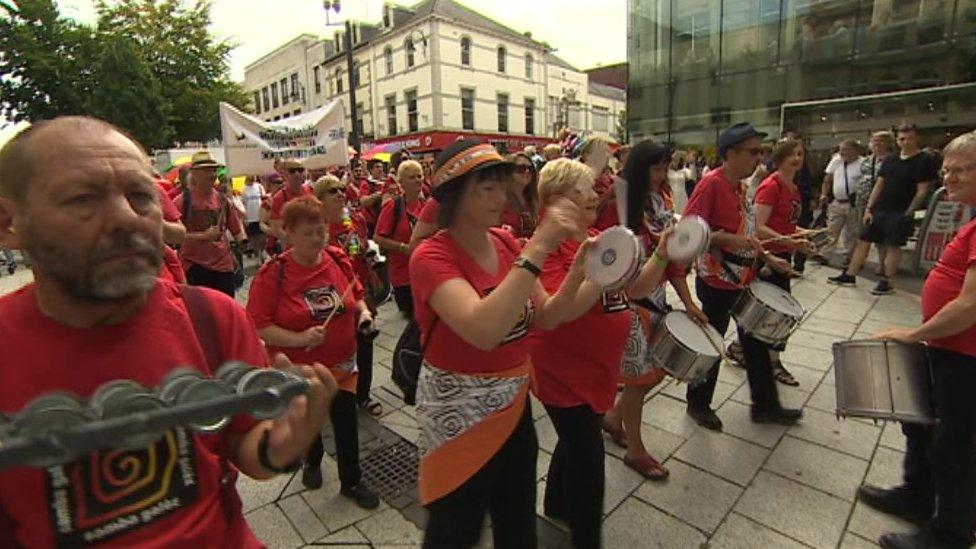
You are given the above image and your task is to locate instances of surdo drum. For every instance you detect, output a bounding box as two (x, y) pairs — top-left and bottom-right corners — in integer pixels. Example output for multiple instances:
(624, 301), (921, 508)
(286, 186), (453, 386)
(648, 311), (724, 385)
(731, 281), (805, 345)
(585, 226), (644, 291)
(832, 340), (934, 424)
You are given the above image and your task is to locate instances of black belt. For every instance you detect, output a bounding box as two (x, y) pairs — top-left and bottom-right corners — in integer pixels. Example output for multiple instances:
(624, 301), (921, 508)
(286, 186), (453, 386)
(834, 198), (850, 204)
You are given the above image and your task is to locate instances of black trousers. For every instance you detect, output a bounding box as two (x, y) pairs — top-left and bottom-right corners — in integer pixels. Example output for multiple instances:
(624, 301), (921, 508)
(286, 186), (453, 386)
(793, 199), (814, 271)
(544, 404), (604, 549)
(355, 331), (374, 404)
(424, 404), (537, 549)
(687, 278), (782, 413)
(393, 285), (414, 318)
(305, 390), (360, 488)
(186, 263), (236, 297)
(901, 422), (934, 499)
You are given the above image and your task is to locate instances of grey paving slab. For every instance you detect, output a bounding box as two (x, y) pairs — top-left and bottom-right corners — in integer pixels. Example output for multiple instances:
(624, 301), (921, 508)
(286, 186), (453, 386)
(602, 455), (645, 515)
(674, 430), (769, 486)
(863, 446), (906, 488)
(788, 329), (845, 354)
(806, 378), (841, 414)
(356, 508), (423, 545)
(735, 471), (851, 549)
(841, 531), (882, 548)
(800, 316), (860, 339)
(716, 359), (749, 386)
(537, 449), (552, 481)
(780, 345), (834, 371)
(788, 406), (882, 460)
(602, 497), (707, 549)
(634, 459), (743, 533)
(764, 436), (869, 501)
(302, 490), (390, 533)
(858, 317), (918, 334)
(382, 410), (420, 443)
(238, 473), (291, 513)
(660, 376), (737, 405)
(245, 504), (304, 549)
(715, 399), (788, 449)
(534, 413), (558, 453)
(603, 421), (685, 462)
(278, 494), (328, 544)
(847, 500), (916, 545)
(878, 420), (908, 452)
(864, 307), (922, 326)
(640, 394), (702, 438)
(809, 304), (872, 324)
(777, 363), (827, 391)
(709, 512), (809, 549)
(731, 380), (810, 409)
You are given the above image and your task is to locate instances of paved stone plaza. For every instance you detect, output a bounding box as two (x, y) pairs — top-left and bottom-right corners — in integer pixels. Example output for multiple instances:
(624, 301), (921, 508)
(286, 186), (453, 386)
(0, 260), (927, 548)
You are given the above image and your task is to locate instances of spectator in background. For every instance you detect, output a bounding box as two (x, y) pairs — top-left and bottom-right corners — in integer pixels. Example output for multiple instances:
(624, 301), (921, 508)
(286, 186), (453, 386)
(243, 175), (267, 262)
(374, 160), (426, 317)
(360, 159), (391, 237)
(856, 131), (898, 275)
(259, 172), (284, 258)
(577, 136), (615, 198)
(542, 143), (563, 162)
(668, 152), (690, 213)
(614, 145), (632, 175)
(268, 158), (312, 242)
(501, 153), (540, 240)
(819, 139), (864, 266)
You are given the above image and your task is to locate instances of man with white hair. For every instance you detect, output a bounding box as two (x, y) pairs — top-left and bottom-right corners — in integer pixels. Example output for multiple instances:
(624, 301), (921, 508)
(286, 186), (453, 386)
(860, 130), (976, 549)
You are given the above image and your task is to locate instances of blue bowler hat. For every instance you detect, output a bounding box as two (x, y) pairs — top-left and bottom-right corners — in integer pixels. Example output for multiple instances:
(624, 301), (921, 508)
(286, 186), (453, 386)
(717, 122), (768, 157)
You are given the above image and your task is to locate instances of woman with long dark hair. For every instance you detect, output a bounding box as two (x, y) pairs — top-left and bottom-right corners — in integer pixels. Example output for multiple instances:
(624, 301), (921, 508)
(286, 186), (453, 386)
(501, 153), (540, 239)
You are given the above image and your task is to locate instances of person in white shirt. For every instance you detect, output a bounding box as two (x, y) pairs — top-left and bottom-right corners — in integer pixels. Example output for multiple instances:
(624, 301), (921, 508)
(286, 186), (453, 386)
(242, 175), (267, 262)
(819, 139), (864, 263)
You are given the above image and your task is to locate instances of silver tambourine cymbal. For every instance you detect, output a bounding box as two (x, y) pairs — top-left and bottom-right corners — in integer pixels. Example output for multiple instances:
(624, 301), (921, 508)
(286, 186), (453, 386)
(666, 215), (711, 263)
(90, 380), (167, 450)
(585, 226), (643, 291)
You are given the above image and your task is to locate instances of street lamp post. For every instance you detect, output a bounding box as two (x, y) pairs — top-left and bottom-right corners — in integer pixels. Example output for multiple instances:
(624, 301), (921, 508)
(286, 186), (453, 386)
(324, 1), (361, 155)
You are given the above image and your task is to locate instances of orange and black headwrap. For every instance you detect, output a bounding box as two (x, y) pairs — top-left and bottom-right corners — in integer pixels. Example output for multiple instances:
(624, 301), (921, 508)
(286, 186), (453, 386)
(431, 140), (512, 198)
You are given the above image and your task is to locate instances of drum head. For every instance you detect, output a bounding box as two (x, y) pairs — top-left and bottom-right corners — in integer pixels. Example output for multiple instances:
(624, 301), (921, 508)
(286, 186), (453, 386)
(586, 227), (640, 288)
(667, 216), (710, 263)
(663, 312), (722, 357)
(750, 281), (805, 317)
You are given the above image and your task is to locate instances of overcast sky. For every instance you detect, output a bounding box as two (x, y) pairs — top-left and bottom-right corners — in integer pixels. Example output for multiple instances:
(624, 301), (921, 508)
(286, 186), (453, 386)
(57, 0), (627, 81)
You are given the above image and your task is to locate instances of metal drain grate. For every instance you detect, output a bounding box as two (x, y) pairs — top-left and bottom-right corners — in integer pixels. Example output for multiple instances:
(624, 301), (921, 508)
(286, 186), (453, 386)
(359, 437), (418, 501)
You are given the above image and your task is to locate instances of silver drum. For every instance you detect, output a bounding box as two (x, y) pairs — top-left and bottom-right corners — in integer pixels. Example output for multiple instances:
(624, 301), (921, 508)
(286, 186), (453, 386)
(731, 281), (805, 345)
(833, 340), (934, 424)
(648, 311), (723, 384)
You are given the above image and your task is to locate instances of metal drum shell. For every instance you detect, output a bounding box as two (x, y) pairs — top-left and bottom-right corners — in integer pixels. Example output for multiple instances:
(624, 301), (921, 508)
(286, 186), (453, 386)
(832, 339), (934, 424)
(730, 284), (803, 345)
(647, 312), (721, 385)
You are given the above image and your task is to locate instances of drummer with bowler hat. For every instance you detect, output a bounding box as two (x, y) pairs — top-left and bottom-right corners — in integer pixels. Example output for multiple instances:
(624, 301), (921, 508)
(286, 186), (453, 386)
(681, 122), (803, 430)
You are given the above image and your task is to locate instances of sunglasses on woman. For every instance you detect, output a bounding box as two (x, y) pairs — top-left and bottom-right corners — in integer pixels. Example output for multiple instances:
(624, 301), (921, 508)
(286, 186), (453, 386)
(286, 167), (305, 174)
(325, 186), (346, 195)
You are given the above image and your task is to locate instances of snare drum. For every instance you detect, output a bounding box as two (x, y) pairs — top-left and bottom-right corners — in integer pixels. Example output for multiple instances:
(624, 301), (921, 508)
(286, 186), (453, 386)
(586, 226), (643, 291)
(808, 229), (831, 251)
(648, 311), (723, 384)
(667, 215), (711, 263)
(731, 281), (805, 345)
(833, 339), (934, 424)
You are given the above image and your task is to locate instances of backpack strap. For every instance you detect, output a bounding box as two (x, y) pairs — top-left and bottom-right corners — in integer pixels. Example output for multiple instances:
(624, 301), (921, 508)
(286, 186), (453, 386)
(377, 196), (405, 239)
(180, 284), (222, 372)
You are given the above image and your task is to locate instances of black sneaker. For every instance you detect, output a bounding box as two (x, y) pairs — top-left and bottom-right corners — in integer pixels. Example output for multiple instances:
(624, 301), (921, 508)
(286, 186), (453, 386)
(827, 273), (856, 285)
(879, 528), (962, 549)
(301, 463), (323, 490)
(340, 484), (380, 509)
(857, 484), (933, 524)
(687, 407), (723, 431)
(872, 280), (894, 295)
(751, 407), (803, 425)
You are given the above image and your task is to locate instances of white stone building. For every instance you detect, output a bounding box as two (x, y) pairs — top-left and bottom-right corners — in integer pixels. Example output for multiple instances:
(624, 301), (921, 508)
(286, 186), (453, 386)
(243, 0), (626, 152)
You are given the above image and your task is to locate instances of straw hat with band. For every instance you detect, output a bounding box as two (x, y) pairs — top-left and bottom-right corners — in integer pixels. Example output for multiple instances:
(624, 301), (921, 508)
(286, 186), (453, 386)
(190, 150), (222, 169)
(431, 140), (514, 199)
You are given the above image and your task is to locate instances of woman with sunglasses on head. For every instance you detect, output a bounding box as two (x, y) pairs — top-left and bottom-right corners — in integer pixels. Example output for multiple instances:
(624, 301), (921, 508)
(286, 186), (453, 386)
(374, 160), (427, 318)
(410, 140), (599, 548)
(268, 158), (313, 243)
(501, 153), (540, 241)
(597, 140), (708, 479)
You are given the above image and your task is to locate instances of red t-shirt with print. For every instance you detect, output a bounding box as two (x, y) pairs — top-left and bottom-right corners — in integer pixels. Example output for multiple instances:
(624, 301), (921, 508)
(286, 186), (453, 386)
(922, 218), (976, 357)
(753, 173), (801, 255)
(683, 168), (748, 290)
(328, 210), (370, 284)
(269, 185), (313, 221)
(174, 190), (240, 273)
(375, 198), (425, 287)
(246, 248), (364, 368)
(409, 229), (535, 375)
(530, 230), (630, 413)
(0, 279), (265, 548)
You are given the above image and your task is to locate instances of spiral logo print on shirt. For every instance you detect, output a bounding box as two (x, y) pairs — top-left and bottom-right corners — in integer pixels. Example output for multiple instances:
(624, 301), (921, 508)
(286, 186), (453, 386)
(302, 285), (344, 322)
(416, 363), (526, 457)
(602, 290), (629, 313)
(44, 429), (199, 546)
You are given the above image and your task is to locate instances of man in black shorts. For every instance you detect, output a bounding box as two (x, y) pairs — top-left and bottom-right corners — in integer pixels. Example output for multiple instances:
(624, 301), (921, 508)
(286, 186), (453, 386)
(828, 124), (937, 295)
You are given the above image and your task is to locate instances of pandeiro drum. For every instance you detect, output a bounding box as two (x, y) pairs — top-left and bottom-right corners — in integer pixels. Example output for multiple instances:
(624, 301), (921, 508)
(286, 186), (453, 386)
(585, 226), (643, 291)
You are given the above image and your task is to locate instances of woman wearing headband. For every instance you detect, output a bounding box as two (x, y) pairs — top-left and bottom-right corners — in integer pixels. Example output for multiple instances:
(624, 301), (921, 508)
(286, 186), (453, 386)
(409, 140), (596, 548)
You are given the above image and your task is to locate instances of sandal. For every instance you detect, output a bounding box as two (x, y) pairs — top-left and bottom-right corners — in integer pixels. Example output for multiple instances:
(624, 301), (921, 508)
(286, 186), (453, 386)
(359, 398), (383, 417)
(601, 418), (627, 448)
(772, 362), (799, 387)
(624, 454), (669, 480)
(726, 341), (745, 367)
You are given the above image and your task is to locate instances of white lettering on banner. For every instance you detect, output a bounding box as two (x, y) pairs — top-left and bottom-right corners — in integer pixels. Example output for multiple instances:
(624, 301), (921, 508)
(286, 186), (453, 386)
(219, 101), (349, 176)
(919, 194), (976, 269)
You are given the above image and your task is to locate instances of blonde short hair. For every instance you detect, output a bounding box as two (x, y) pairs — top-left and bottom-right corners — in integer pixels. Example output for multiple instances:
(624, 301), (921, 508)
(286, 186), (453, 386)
(578, 135), (614, 161)
(538, 159), (593, 205)
(312, 174), (342, 202)
(542, 144), (562, 158)
(397, 159), (423, 181)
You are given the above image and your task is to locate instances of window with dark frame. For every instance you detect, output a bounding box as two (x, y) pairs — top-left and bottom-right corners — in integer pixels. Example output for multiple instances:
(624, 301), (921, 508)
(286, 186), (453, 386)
(497, 46), (506, 73)
(336, 68), (343, 94)
(525, 97), (535, 135)
(461, 88), (475, 130)
(497, 93), (509, 132)
(254, 91), (261, 114)
(271, 82), (279, 108)
(384, 46), (393, 74)
(262, 87), (270, 111)
(314, 66), (321, 94)
(406, 90), (418, 132)
(386, 94), (397, 135)
(405, 38), (415, 67)
(290, 73), (299, 100)
(280, 78), (289, 105)
(461, 36), (471, 66)
(525, 53), (533, 80)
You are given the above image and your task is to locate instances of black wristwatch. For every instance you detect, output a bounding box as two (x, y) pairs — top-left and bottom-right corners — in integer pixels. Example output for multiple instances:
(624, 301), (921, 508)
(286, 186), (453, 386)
(258, 428), (301, 474)
(513, 256), (542, 276)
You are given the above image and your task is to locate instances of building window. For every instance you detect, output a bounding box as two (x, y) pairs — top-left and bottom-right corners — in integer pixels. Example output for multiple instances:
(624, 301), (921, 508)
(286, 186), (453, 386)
(568, 105), (581, 129)
(406, 90), (418, 132)
(497, 46), (506, 73)
(293, 109), (301, 117)
(524, 98), (535, 135)
(355, 102), (364, 135)
(313, 66), (321, 94)
(461, 88), (475, 130)
(336, 68), (343, 94)
(290, 73), (299, 101)
(497, 93), (509, 132)
(262, 87), (270, 112)
(385, 94), (397, 135)
(525, 53), (533, 80)
(352, 61), (360, 88)
(271, 82), (279, 108)
(460, 36), (471, 66)
(254, 91), (261, 114)
(592, 107), (609, 132)
(280, 78), (289, 105)
(384, 46), (393, 75)
(405, 38), (415, 67)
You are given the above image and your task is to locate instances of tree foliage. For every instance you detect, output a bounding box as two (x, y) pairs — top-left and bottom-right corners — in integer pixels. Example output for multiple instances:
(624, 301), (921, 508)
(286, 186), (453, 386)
(0, 0), (249, 148)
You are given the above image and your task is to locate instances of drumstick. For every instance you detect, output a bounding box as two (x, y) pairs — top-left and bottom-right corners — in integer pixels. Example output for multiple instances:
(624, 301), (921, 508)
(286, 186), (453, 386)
(304, 283), (356, 351)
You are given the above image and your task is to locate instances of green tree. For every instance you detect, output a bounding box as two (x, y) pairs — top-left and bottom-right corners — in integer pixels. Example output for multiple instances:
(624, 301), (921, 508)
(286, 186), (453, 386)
(95, 0), (250, 143)
(0, 0), (99, 121)
(614, 109), (629, 144)
(89, 34), (173, 150)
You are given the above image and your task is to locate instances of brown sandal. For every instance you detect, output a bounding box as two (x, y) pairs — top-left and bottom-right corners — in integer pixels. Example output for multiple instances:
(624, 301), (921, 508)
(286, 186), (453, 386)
(624, 454), (669, 480)
(601, 418), (627, 448)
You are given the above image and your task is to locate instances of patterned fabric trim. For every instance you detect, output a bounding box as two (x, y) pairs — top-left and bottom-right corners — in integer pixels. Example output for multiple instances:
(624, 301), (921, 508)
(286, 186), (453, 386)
(620, 306), (656, 379)
(415, 361), (527, 457)
(432, 144), (505, 188)
(334, 355), (357, 374)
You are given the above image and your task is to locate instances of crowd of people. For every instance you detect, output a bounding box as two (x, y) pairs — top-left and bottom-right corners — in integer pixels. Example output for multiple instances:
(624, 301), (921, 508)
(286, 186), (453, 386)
(0, 114), (973, 549)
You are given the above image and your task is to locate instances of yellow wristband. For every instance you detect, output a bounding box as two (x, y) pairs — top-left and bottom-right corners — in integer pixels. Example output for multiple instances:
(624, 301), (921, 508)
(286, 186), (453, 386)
(650, 252), (667, 266)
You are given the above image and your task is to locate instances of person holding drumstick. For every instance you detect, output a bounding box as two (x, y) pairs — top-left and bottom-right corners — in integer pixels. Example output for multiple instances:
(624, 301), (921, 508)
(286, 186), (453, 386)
(246, 195), (379, 508)
(869, 130), (976, 549)
(598, 140), (708, 478)
(682, 123), (801, 430)
(753, 137), (816, 387)
(409, 140), (597, 548)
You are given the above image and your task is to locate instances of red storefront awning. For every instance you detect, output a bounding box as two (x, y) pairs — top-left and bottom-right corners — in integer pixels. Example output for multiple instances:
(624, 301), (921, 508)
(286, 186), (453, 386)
(364, 131), (556, 155)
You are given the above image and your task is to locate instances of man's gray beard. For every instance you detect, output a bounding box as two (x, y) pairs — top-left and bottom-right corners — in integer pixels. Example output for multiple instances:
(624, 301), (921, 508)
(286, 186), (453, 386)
(26, 230), (163, 302)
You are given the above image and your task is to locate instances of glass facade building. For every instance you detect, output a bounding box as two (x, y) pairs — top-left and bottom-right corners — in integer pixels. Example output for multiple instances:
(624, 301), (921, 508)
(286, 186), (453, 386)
(628, 0), (976, 153)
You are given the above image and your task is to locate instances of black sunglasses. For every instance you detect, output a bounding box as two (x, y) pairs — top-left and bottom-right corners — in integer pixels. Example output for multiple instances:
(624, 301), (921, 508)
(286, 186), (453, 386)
(286, 167), (306, 174)
(325, 186), (346, 195)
